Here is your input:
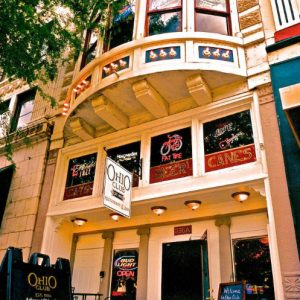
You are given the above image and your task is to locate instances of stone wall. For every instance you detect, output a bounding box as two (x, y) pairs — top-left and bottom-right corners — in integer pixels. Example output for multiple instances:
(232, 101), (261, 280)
(0, 139), (49, 261)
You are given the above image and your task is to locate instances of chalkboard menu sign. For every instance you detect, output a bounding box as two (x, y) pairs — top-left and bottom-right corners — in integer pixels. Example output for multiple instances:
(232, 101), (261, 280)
(203, 110), (256, 172)
(107, 141), (140, 187)
(218, 281), (245, 300)
(111, 249), (138, 300)
(64, 153), (97, 200)
(150, 127), (193, 183)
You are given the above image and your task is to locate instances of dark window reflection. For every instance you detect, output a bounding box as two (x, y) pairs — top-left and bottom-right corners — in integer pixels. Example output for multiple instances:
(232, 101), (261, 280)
(234, 237), (275, 300)
(104, 3), (135, 51)
(107, 142), (141, 187)
(149, 12), (181, 35)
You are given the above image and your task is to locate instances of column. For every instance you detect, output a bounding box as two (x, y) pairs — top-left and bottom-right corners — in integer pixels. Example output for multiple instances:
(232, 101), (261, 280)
(215, 216), (233, 283)
(136, 226), (150, 300)
(99, 231), (114, 298)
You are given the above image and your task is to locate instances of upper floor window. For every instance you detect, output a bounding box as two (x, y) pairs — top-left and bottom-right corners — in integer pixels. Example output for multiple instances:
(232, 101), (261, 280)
(10, 89), (35, 132)
(0, 100), (10, 138)
(195, 0), (231, 35)
(104, 1), (136, 52)
(147, 0), (182, 36)
(271, 0), (300, 30)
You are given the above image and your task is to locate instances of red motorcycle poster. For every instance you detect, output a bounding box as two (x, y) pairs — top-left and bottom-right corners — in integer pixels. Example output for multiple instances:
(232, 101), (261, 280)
(111, 249), (138, 300)
(150, 127), (193, 183)
(203, 110), (256, 172)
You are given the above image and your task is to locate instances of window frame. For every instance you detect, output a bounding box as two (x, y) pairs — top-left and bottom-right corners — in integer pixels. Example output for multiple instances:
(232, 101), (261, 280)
(103, 2), (136, 53)
(80, 25), (100, 70)
(194, 0), (232, 35)
(146, 0), (183, 36)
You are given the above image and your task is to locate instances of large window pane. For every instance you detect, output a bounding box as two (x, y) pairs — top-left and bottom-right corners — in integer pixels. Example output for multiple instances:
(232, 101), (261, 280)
(234, 237), (275, 300)
(196, 0), (227, 12)
(149, 11), (181, 35)
(107, 142), (141, 187)
(195, 13), (228, 35)
(104, 3), (135, 51)
(149, 0), (181, 11)
(16, 99), (34, 129)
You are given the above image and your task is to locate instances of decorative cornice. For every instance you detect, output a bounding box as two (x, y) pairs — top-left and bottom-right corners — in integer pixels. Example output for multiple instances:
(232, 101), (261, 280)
(0, 79), (27, 97)
(0, 120), (52, 153)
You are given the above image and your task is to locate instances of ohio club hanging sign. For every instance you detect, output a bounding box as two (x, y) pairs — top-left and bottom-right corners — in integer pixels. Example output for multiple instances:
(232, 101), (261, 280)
(203, 110), (256, 172)
(103, 157), (133, 218)
(150, 127), (193, 183)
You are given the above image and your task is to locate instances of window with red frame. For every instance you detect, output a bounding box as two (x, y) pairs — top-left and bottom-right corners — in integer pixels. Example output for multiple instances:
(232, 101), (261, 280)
(195, 0), (231, 35)
(146, 0), (182, 36)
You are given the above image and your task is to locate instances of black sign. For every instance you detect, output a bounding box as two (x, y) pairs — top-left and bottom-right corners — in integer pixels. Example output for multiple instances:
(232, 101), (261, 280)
(0, 247), (72, 300)
(203, 110), (256, 172)
(218, 282), (245, 300)
(150, 127), (193, 183)
(110, 249), (138, 300)
(107, 142), (140, 187)
(64, 153), (97, 200)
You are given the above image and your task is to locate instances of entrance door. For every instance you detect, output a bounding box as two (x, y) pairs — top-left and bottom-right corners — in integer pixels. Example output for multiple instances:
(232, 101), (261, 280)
(72, 235), (104, 294)
(161, 240), (206, 300)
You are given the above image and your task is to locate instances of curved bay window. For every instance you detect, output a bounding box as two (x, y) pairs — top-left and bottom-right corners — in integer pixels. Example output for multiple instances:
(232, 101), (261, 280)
(103, 1), (136, 52)
(195, 0), (231, 35)
(80, 27), (99, 70)
(146, 0), (182, 36)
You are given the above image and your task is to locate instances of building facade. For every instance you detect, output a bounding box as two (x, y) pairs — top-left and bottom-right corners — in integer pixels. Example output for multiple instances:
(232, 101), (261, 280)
(1, 1), (300, 300)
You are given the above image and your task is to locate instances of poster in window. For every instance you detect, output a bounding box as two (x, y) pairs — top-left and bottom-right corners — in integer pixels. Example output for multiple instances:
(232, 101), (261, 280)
(107, 142), (140, 187)
(63, 153), (97, 200)
(111, 249), (138, 300)
(203, 110), (256, 172)
(150, 127), (193, 183)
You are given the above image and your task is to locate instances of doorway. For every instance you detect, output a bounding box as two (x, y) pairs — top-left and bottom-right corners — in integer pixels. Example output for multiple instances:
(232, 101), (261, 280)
(161, 240), (209, 300)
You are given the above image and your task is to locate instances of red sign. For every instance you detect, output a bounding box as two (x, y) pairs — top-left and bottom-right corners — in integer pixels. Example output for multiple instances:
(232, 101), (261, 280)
(205, 144), (256, 172)
(174, 225), (192, 236)
(63, 182), (94, 200)
(150, 158), (193, 183)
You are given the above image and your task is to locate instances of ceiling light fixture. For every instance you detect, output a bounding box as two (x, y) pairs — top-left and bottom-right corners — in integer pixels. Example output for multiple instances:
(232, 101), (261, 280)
(184, 200), (202, 210)
(231, 191), (250, 203)
(151, 206), (167, 216)
(72, 218), (87, 226)
(110, 213), (122, 222)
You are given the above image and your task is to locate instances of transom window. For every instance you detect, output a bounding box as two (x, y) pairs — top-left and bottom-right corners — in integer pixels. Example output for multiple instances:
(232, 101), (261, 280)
(195, 0), (231, 35)
(146, 0), (182, 36)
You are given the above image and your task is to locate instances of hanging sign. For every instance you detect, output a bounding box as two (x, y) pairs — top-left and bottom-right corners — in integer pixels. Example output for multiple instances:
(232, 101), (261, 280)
(110, 249), (138, 299)
(203, 110), (256, 172)
(103, 157), (132, 218)
(150, 127), (193, 183)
